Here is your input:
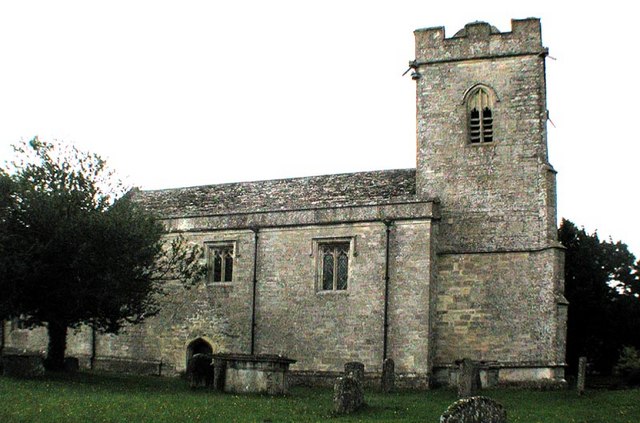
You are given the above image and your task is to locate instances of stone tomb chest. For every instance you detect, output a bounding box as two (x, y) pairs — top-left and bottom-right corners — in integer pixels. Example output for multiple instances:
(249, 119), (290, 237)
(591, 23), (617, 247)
(212, 353), (296, 395)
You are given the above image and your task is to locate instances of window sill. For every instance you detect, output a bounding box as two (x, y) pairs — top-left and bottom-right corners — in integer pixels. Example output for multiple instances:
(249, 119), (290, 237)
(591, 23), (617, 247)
(208, 281), (234, 287)
(468, 141), (496, 146)
(316, 289), (349, 296)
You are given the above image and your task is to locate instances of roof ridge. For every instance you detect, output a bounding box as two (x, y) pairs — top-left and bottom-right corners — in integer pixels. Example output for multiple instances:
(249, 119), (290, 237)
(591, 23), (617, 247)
(141, 168), (416, 193)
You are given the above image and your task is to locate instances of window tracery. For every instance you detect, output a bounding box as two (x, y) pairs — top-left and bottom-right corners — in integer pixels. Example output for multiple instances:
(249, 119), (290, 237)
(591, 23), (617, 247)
(319, 242), (350, 291)
(208, 244), (234, 283)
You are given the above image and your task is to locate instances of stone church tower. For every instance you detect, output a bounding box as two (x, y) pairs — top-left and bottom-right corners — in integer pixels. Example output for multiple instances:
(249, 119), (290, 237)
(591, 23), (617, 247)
(413, 19), (567, 383)
(1, 18), (566, 387)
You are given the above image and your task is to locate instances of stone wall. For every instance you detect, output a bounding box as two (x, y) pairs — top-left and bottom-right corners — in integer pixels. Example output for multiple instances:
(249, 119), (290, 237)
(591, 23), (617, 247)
(98, 218), (434, 377)
(414, 19), (557, 252)
(254, 223), (387, 371)
(3, 203), (436, 380)
(433, 248), (566, 381)
(387, 220), (436, 378)
(93, 229), (255, 375)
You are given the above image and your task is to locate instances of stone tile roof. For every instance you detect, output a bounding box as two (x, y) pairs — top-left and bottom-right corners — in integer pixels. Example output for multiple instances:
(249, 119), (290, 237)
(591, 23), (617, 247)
(135, 169), (417, 218)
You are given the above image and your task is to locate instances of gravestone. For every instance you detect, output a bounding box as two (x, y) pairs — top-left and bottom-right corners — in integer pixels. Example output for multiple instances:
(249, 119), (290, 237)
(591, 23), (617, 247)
(440, 396), (507, 423)
(2, 353), (45, 378)
(64, 357), (79, 373)
(344, 361), (365, 386)
(382, 358), (395, 393)
(333, 375), (364, 414)
(577, 356), (586, 395)
(187, 353), (214, 388)
(212, 359), (226, 391)
(457, 358), (480, 398)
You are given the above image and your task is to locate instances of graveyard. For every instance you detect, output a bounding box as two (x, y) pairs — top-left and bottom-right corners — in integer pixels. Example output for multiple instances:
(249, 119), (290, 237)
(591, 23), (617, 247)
(1, 370), (639, 422)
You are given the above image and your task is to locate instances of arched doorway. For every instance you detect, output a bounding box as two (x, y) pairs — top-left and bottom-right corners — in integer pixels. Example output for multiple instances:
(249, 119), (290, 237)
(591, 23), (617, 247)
(186, 337), (213, 370)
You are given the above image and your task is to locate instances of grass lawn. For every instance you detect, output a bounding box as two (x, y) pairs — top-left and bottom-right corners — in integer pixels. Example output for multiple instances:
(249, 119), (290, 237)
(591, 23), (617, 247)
(0, 372), (639, 422)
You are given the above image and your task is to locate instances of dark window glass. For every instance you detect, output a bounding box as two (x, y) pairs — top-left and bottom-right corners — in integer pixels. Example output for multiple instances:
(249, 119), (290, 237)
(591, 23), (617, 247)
(224, 253), (233, 282)
(337, 250), (349, 290)
(322, 250), (334, 290)
(213, 255), (222, 282)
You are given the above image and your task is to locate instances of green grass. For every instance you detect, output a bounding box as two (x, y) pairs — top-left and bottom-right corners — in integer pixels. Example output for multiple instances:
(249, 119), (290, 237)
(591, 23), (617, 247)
(0, 372), (638, 422)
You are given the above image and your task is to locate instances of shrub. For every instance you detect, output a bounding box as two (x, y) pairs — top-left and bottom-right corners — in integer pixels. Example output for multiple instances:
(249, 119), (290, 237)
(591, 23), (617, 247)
(615, 346), (640, 387)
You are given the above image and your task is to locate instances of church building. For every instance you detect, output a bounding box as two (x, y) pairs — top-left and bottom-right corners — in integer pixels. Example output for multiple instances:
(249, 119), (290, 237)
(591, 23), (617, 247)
(2, 18), (567, 387)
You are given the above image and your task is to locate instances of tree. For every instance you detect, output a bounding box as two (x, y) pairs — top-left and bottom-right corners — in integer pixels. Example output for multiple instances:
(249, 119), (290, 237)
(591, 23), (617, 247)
(559, 218), (640, 374)
(0, 138), (204, 370)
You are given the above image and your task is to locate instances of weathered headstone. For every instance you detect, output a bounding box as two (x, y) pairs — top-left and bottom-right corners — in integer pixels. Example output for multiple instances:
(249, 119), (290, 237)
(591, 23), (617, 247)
(344, 361), (365, 386)
(457, 358), (480, 398)
(64, 357), (79, 373)
(2, 353), (45, 378)
(212, 359), (226, 391)
(440, 396), (507, 423)
(333, 375), (364, 414)
(577, 356), (586, 395)
(187, 353), (214, 388)
(382, 358), (395, 393)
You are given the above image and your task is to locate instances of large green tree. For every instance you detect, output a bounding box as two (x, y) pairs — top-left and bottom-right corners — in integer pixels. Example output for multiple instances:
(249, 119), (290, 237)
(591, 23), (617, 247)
(0, 138), (204, 370)
(559, 218), (640, 374)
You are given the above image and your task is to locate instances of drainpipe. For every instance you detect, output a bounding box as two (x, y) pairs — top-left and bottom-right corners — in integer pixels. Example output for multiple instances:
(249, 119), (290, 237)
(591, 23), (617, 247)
(382, 220), (393, 361)
(250, 227), (259, 356)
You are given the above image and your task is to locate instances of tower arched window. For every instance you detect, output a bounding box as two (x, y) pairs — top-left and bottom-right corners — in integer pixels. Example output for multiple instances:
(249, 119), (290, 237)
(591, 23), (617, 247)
(467, 87), (494, 143)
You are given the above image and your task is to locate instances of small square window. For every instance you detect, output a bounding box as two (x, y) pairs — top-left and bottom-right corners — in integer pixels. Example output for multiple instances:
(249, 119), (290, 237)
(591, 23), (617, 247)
(207, 244), (234, 283)
(318, 242), (350, 291)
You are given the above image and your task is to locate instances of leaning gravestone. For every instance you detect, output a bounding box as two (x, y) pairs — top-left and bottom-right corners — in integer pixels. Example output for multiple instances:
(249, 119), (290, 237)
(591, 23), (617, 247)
(334, 375), (364, 414)
(2, 353), (45, 378)
(187, 353), (214, 388)
(457, 358), (480, 398)
(440, 396), (507, 423)
(344, 361), (365, 386)
(382, 358), (395, 393)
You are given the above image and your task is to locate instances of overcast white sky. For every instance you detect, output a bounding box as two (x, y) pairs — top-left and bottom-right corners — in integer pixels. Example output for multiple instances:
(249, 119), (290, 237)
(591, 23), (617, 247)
(1, 1), (639, 256)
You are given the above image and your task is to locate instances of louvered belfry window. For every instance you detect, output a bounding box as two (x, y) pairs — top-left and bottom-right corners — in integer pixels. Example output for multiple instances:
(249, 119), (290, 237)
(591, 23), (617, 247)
(320, 242), (349, 290)
(468, 88), (494, 143)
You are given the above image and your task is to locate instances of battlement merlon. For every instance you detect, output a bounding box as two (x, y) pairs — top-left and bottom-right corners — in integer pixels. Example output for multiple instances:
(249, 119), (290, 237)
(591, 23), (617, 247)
(413, 18), (547, 65)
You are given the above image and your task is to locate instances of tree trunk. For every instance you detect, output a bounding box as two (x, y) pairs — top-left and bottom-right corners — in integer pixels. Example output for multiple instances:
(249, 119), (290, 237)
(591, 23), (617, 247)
(45, 320), (68, 371)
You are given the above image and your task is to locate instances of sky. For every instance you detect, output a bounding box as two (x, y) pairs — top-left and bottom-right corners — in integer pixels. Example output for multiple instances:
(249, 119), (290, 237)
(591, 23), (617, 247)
(1, 1), (639, 256)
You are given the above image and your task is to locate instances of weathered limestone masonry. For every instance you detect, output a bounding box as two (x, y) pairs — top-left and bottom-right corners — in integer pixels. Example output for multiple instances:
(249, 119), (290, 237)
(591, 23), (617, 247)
(2, 18), (566, 388)
(413, 18), (567, 385)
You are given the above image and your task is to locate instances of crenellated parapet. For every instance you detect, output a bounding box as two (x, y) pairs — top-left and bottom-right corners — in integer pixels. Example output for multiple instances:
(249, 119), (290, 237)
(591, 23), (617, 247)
(414, 18), (546, 64)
